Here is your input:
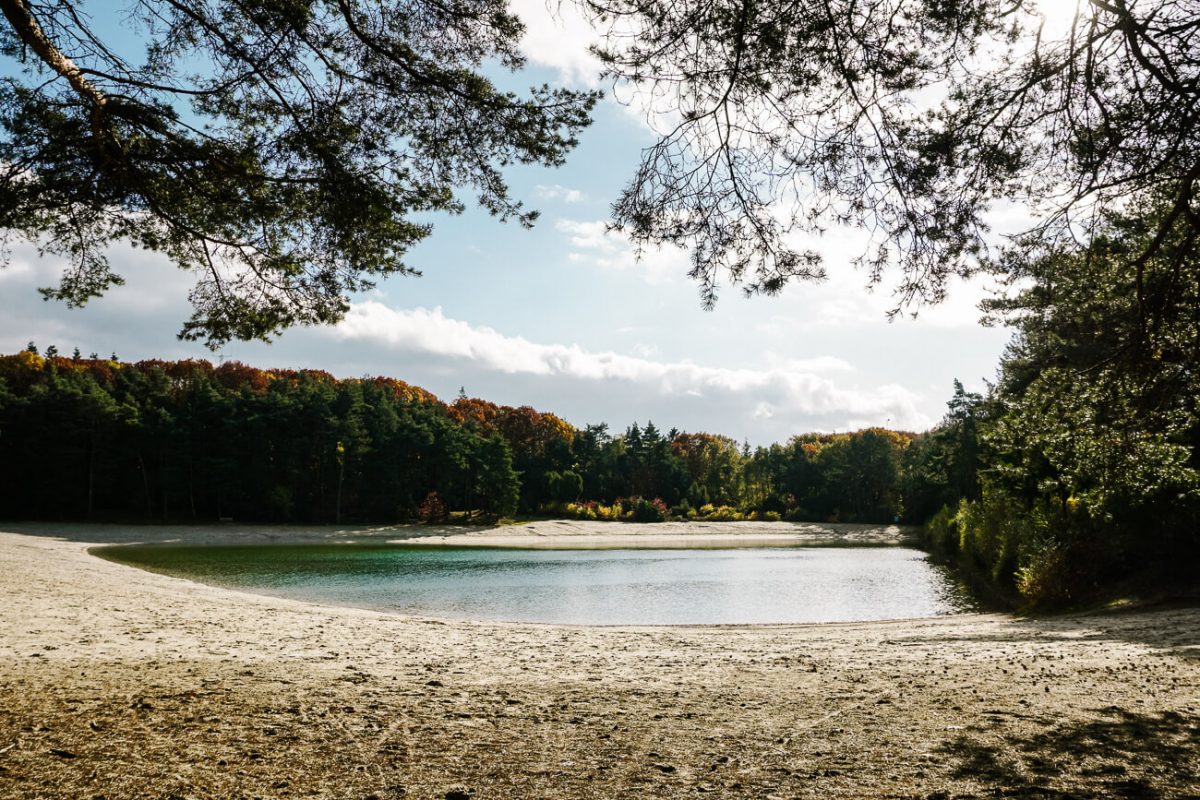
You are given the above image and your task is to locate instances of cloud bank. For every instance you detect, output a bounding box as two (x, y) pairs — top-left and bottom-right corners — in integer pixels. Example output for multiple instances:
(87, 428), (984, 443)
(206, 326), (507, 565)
(333, 302), (932, 431)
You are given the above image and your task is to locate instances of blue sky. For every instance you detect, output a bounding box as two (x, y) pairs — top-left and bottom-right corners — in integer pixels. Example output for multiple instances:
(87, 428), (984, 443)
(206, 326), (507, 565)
(0, 1), (1026, 443)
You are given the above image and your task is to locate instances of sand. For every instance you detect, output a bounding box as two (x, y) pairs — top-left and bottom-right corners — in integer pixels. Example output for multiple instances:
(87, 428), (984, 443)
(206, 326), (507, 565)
(0, 521), (1197, 799)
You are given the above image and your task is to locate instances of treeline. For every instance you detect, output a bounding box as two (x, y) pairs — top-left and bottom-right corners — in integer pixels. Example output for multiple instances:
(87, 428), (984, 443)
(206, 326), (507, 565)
(0, 355), (524, 522)
(0, 350), (922, 525)
(907, 198), (1200, 607)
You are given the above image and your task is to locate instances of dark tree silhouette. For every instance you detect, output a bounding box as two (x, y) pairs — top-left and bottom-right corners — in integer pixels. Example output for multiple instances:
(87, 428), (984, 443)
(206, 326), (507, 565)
(0, 0), (598, 345)
(588, 0), (1200, 311)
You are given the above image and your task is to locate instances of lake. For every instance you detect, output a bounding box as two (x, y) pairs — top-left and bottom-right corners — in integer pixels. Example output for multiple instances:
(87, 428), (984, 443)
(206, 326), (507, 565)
(95, 542), (978, 625)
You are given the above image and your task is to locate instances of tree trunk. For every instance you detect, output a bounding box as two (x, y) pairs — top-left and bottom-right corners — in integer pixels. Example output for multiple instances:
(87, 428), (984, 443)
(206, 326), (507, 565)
(0, 0), (121, 158)
(335, 459), (345, 525)
(187, 443), (196, 519)
(161, 445), (169, 521)
(86, 425), (95, 518)
(138, 452), (153, 517)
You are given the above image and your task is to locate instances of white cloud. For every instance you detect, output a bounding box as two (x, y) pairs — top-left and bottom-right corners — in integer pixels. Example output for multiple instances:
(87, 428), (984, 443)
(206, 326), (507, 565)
(535, 183), (586, 203)
(507, 1), (687, 135)
(0, 260), (32, 281)
(331, 302), (932, 431)
(0, 240), (211, 362)
(736, 218), (1005, 332)
(762, 352), (856, 374)
(557, 218), (614, 251)
(1, 239), (194, 313)
(556, 218), (687, 285)
(509, 0), (604, 87)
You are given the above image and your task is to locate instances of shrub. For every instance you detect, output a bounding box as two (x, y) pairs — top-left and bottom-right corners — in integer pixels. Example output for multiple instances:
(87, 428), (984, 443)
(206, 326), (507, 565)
(668, 502), (693, 520)
(1015, 542), (1071, 607)
(417, 491), (447, 523)
(563, 501), (598, 520)
(923, 504), (959, 556)
(631, 496), (668, 522)
(929, 488), (1129, 607)
(596, 503), (621, 521)
(760, 495), (787, 514)
(266, 485), (294, 520)
(955, 490), (1027, 582)
(705, 505), (742, 521)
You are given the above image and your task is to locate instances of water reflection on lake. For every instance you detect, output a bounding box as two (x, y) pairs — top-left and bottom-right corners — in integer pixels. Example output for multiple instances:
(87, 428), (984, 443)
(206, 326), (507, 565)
(95, 543), (979, 625)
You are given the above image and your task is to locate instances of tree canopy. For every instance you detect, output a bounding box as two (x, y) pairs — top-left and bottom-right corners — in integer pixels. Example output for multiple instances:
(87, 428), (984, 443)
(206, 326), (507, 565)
(0, 0), (597, 345)
(914, 197), (1200, 605)
(590, 0), (1199, 309)
(2, 0), (1197, 337)
(0, 348), (920, 524)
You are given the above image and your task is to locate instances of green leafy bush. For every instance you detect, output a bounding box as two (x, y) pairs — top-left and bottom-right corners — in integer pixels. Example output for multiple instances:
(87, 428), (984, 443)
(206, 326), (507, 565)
(632, 497), (668, 522)
(923, 504), (959, 557)
(668, 502), (694, 520)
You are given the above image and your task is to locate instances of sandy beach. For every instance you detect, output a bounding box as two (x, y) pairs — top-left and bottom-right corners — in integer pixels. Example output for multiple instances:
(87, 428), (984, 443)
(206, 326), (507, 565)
(1, 521), (1197, 798)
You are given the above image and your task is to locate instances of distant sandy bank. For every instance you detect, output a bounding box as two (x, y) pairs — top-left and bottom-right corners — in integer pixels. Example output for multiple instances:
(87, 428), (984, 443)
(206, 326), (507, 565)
(399, 519), (916, 548)
(0, 518), (916, 549)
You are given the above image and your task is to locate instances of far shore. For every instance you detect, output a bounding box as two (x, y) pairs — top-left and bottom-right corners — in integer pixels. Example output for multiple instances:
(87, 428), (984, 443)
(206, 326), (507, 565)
(402, 519), (916, 549)
(0, 518), (917, 550)
(1, 522), (1197, 799)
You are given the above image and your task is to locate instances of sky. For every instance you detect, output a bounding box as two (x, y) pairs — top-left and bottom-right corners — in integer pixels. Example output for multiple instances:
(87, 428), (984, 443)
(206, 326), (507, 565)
(0, 1), (1063, 445)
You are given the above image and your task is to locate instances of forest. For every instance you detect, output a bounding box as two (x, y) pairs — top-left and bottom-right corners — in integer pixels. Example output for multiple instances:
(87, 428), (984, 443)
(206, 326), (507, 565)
(3, 200), (1197, 609)
(0, 347), (916, 528)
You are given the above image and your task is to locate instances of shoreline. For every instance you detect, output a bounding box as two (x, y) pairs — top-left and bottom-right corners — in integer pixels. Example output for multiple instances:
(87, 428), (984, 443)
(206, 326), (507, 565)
(0, 518), (919, 549)
(1, 523), (1197, 798)
(396, 519), (917, 549)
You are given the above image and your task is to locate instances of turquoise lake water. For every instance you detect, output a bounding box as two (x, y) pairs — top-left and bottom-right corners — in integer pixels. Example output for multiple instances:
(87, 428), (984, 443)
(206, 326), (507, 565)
(95, 543), (979, 625)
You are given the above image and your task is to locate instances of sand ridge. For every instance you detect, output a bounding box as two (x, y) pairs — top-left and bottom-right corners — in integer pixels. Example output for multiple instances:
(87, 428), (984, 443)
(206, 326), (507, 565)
(0, 522), (1197, 798)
